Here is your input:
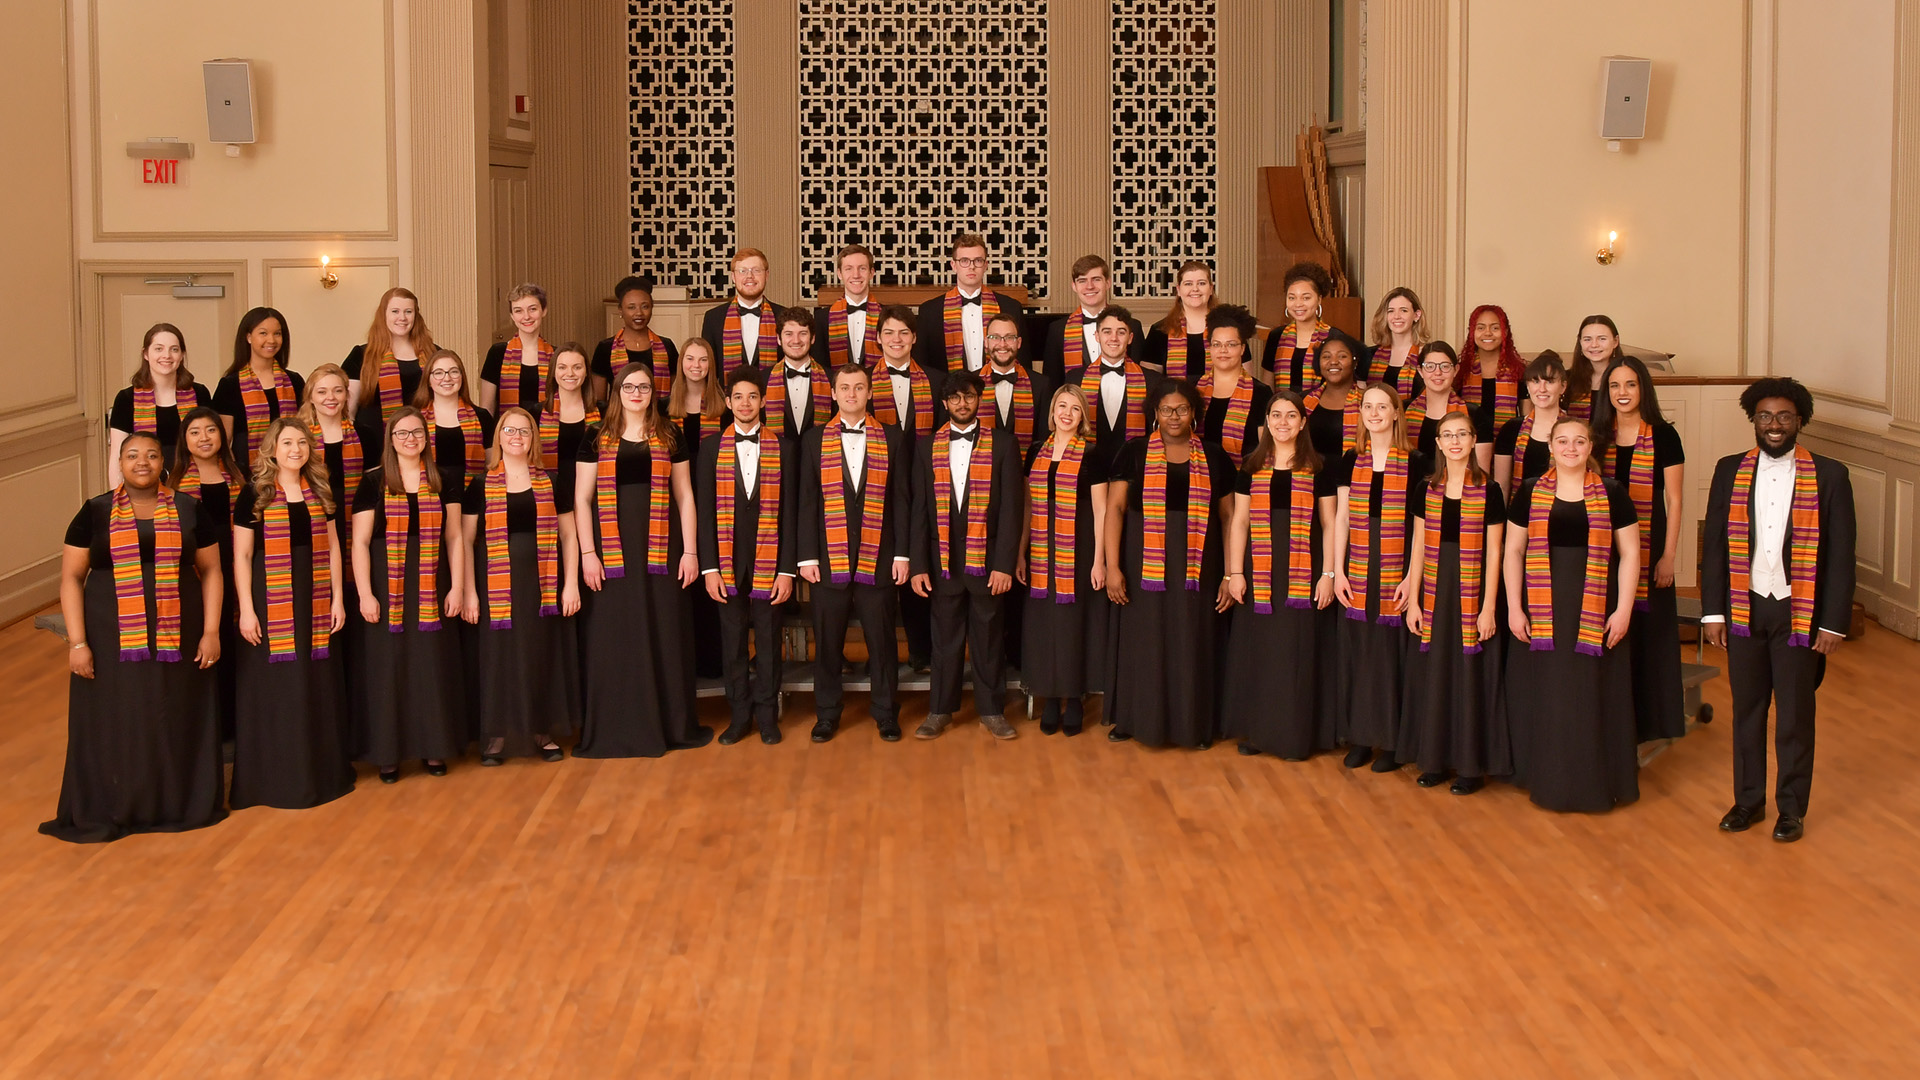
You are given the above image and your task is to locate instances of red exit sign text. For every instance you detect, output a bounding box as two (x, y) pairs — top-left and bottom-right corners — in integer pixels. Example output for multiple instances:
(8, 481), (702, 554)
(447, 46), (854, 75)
(142, 159), (181, 184)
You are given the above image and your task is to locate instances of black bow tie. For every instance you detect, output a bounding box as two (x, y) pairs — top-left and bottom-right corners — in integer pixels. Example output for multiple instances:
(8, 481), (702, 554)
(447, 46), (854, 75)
(1102, 363), (1128, 375)
(733, 430), (759, 444)
(784, 366), (811, 380)
(948, 427), (978, 443)
(845, 301), (868, 313)
(989, 370), (1018, 384)
(958, 294), (983, 307)
(887, 366), (913, 378)
(839, 423), (865, 435)
(1080, 312), (1102, 325)
(735, 304), (763, 318)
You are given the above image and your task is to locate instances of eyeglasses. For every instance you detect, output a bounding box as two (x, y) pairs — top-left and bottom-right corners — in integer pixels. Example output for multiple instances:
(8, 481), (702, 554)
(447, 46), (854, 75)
(986, 334), (1019, 344)
(953, 257), (986, 268)
(499, 426), (534, 439)
(1419, 361), (1455, 373)
(1157, 404), (1193, 417)
(390, 428), (427, 441)
(1436, 430), (1476, 442)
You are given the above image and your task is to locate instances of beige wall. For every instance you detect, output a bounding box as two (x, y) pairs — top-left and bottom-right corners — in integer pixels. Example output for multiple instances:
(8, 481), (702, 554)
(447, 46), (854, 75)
(0, 0), (86, 625)
(1460, 0), (1747, 369)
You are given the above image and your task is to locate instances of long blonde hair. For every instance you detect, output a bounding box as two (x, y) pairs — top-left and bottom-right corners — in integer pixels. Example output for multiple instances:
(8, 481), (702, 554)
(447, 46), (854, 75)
(1367, 287), (1431, 352)
(1047, 384), (1097, 438)
(298, 363), (351, 430)
(668, 338), (726, 421)
(1360, 382), (1414, 454)
(250, 416), (337, 518)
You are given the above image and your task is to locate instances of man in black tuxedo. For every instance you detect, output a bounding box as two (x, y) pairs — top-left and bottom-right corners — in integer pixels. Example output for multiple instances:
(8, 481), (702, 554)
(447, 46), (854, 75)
(697, 366), (798, 746)
(981, 311), (1044, 674)
(1042, 254), (1144, 385)
(798, 364), (914, 743)
(1063, 306), (1160, 468)
(814, 243), (880, 370)
(764, 308), (834, 443)
(908, 371), (1025, 740)
(701, 247), (783, 370)
(873, 305), (944, 673)
(1702, 376), (1856, 843)
(916, 232), (1025, 375)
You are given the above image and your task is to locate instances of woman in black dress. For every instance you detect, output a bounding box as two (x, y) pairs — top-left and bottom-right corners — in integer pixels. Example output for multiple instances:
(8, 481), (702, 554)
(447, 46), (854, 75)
(1502, 415), (1641, 813)
(593, 276), (678, 403)
(460, 405), (581, 764)
(572, 361), (710, 757)
(1332, 383), (1422, 772)
(229, 418), (353, 810)
(1220, 389), (1338, 759)
(109, 323), (201, 484)
(169, 406), (242, 740)
(1492, 351), (1568, 500)
(43, 433), (226, 842)
(1196, 304), (1269, 466)
(1404, 342), (1493, 467)
(540, 343), (599, 511)
(413, 349), (494, 496)
(479, 283), (552, 414)
(213, 307), (305, 472)
(1143, 260), (1216, 383)
(1019, 384), (1111, 736)
(1401, 412), (1508, 793)
(1593, 354), (1688, 743)
(1566, 315), (1624, 424)
(667, 337), (727, 679)
(299, 364), (365, 528)
(1302, 329), (1365, 463)
(1262, 261), (1335, 392)
(1103, 381), (1237, 748)
(344, 287), (436, 457)
(351, 407), (469, 782)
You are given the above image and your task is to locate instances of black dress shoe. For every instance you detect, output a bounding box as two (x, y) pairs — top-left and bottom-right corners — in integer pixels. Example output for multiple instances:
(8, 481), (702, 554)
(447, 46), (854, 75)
(810, 719), (838, 743)
(481, 753), (504, 767)
(1061, 721), (1083, 737)
(1370, 753), (1400, 774)
(1772, 815), (1805, 843)
(1343, 746), (1372, 769)
(424, 760), (448, 777)
(759, 723), (782, 745)
(717, 719), (753, 746)
(1449, 776), (1485, 795)
(1237, 743), (1262, 756)
(1416, 771), (1447, 787)
(378, 768), (399, 784)
(1108, 728), (1132, 742)
(876, 718), (903, 742)
(1719, 804), (1766, 832)
(539, 744), (565, 762)
(1039, 715), (1060, 736)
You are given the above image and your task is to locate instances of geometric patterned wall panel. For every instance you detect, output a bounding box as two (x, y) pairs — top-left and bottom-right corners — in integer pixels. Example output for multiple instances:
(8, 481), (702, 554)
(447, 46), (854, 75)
(797, 0), (1051, 301)
(629, 2), (737, 297)
(1110, 1), (1219, 296)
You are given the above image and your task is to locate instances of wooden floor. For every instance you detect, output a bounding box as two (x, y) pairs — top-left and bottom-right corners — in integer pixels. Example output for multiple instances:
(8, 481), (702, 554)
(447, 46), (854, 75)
(2, 615), (1918, 1079)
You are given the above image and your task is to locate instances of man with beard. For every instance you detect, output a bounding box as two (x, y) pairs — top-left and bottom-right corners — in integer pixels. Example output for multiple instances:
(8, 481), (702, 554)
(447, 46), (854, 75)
(1701, 376), (1855, 843)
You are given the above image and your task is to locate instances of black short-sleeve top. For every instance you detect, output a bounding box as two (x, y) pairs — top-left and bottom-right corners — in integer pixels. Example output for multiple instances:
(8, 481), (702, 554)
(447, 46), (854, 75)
(342, 345), (425, 410)
(426, 406), (496, 493)
(352, 467), (462, 539)
(1413, 403), (1493, 461)
(1506, 476), (1638, 547)
(65, 490), (219, 571)
(1145, 327), (1208, 383)
(591, 334), (679, 383)
(1332, 448), (1431, 537)
(231, 490), (323, 548)
(212, 368), (307, 466)
(1493, 415), (1554, 485)
(1201, 378), (1271, 464)
(1601, 420), (1685, 553)
(480, 340), (551, 409)
(109, 385), (200, 446)
(1420, 481), (1509, 542)
(1111, 436), (1238, 513)
(461, 475), (541, 534)
(573, 426), (694, 483)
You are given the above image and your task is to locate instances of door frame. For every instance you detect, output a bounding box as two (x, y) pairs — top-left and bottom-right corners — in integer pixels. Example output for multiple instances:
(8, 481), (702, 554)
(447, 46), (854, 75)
(77, 259), (248, 488)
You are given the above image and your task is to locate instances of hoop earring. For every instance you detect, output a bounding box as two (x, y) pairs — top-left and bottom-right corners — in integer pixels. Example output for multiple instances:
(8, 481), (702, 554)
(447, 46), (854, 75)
(1316, 305), (1324, 320)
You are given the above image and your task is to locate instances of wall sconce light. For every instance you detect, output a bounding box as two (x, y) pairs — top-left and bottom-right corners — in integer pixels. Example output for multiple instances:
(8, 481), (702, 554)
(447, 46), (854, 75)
(1596, 231), (1618, 265)
(320, 255), (338, 289)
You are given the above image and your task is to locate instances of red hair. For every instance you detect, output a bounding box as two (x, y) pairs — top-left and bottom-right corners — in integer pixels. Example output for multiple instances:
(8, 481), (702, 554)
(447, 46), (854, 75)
(1462, 304), (1526, 383)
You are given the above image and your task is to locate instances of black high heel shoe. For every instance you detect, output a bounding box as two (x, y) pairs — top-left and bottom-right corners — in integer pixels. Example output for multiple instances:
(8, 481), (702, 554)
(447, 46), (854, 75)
(424, 759), (448, 777)
(378, 767), (399, 784)
(1038, 699), (1061, 736)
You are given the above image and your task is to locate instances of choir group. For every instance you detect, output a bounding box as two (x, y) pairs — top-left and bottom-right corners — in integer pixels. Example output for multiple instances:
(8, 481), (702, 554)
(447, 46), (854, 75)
(46, 237), (1856, 846)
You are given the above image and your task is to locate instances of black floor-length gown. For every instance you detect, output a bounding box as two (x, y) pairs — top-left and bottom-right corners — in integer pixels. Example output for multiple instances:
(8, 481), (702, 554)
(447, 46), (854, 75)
(1220, 465), (1339, 758)
(228, 496), (354, 810)
(1504, 478), (1641, 812)
(1606, 422), (1688, 742)
(574, 434), (711, 757)
(1333, 450), (1426, 756)
(1398, 487), (1510, 778)
(42, 492), (226, 842)
(1021, 439), (1115, 699)
(180, 474), (238, 743)
(463, 479), (581, 757)
(1107, 437), (1237, 747)
(350, 469), (468, 767)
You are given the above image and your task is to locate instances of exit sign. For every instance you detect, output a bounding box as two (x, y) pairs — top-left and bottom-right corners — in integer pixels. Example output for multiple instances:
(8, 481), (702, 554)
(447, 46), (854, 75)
(142, 158), (181, 184)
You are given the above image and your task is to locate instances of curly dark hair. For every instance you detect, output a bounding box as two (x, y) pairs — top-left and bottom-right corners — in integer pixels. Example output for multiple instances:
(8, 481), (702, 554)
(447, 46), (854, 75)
(1204, 303), (1257, 343)
(1148, 377), (1204, 425)
(1282, 260), (1333, 298)
(1740, 377), (1814, 423)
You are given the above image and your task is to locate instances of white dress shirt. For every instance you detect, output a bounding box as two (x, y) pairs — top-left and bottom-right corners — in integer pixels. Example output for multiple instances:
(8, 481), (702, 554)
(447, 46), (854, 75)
(731, 422), (762, 498)
(845, 297), (870, 361)
(946, 422), (979, 502)
(887, 365), (914, 419)
(782, 363), (812, 422)
(959, 288), (986, 370)
(1099, 362), (1127, 428)
(1703, 449), (1840, 635)
(735, 297), (764, 361)
(1079, 307), (1102, 361)
(989, 365), (1017, 421)
(799, 420), (909, 569)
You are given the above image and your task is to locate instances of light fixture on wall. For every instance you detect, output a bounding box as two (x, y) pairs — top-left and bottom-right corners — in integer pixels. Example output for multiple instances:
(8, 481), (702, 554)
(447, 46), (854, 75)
(320, 255), (338, 289)
(1596, 231), (1618, 265)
